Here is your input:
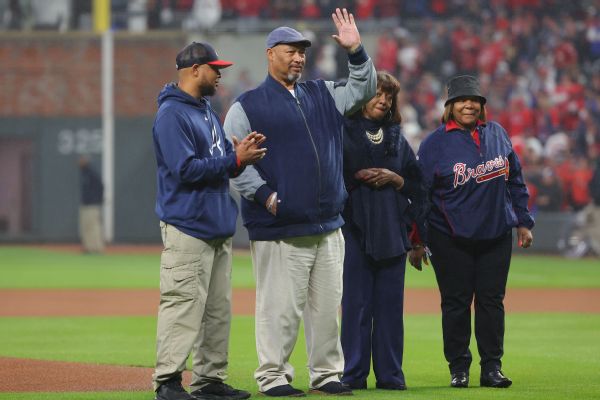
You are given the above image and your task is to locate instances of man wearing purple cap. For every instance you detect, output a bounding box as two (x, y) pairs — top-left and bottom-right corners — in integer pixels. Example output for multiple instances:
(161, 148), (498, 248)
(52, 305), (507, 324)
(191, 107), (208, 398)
(152, 42), (267, 400)
(224, 8), (376, 398)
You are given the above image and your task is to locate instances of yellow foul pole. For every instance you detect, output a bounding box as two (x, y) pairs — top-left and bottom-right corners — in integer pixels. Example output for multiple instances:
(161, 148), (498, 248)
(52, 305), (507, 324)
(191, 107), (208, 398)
(93, 0), (111, 33)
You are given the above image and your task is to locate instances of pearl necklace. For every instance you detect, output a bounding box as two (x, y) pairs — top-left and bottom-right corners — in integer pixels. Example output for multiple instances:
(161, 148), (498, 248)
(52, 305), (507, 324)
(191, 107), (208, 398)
(365, 128), (383, 144)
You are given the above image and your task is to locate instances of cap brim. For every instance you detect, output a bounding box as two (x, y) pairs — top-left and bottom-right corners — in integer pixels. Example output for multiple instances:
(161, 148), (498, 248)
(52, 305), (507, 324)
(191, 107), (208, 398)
(444, 95), (486, 106)
(270, 40), (312, 48)
(207, 60), (234, 68)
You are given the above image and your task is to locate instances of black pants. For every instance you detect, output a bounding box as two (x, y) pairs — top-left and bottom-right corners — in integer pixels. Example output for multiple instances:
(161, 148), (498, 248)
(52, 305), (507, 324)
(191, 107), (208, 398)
(428, 227), (512, 374)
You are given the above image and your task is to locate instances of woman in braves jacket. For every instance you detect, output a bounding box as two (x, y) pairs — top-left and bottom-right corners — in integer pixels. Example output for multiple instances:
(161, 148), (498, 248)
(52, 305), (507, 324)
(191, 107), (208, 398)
(409, 75), (534, 389)
(340, 71), (425, 391)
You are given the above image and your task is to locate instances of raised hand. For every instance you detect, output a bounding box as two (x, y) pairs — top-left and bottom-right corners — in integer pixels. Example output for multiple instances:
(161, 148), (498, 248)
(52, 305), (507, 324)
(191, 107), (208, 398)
(232, 131), (267, 166)
(331, 8), (361, 53)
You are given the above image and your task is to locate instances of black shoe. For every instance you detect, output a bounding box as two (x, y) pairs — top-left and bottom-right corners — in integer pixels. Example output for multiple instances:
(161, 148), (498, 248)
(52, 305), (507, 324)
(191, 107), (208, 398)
(375, 381), (407, 390)
(260, 384), (306, 397)
(191, 382), (251, 399)
(450, 372), (469, 388)
(480, 370), (512, 388)
(341, 380), (366, 390)
(309, 381), (353, 396)
(156, 378), (194, 400)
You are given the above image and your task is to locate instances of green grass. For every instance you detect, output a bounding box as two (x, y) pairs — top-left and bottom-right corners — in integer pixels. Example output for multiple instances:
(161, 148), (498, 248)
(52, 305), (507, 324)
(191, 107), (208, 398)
(0, 314), (599, 399)
(1, 246), (599, 399)
(0, 246), (599, 289)
(0, 247), (255, 289)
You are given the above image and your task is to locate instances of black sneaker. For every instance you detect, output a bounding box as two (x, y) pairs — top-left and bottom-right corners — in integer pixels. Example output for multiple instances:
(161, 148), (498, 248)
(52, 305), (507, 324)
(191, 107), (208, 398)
(375, 381), (407, 390)
(309, 381), (353, 396)
(191, 382), (251, 399)
(451, 372), (469, 388)
(156, 378), (194, 400)
(260, 384), (306, 397)
(341, 380), (366, 390)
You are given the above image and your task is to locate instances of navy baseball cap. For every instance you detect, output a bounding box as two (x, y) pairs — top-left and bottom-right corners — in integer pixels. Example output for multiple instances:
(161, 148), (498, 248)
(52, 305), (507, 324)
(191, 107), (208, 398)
(445, 75), (487, 106)
(266, 27), (312, 49)
(175, 42), (233, 70)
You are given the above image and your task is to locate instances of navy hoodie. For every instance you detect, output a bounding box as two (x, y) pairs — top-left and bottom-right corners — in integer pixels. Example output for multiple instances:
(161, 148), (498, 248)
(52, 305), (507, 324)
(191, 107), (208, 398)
(153, 83), (240, 240)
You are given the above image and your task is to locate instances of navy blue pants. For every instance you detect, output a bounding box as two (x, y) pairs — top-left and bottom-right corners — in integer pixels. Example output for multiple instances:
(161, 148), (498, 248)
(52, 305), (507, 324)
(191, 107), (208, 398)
(428, 227), (512, 375)
(340, 224), (406, 387)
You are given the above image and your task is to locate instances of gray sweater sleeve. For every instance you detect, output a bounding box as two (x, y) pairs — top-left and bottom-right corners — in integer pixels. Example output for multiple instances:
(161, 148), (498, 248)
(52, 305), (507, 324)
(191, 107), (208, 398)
(324, 46), (377, 116)
(223, 101), (267, 201)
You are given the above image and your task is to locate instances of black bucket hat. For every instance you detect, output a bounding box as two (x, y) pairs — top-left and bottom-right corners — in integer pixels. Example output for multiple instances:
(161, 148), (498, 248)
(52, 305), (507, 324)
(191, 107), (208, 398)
(444, 75), (487, 106)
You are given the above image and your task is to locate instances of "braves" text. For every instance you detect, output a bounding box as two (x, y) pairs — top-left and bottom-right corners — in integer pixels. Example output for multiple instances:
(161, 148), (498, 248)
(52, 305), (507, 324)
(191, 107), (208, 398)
(453, 156), (509, 188)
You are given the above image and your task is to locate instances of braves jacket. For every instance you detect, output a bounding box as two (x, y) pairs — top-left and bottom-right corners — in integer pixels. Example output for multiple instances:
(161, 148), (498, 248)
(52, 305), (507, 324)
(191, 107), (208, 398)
(224, 46), (376, 240)
(153, 83), (240, 240)
(417, 120), (534, 241)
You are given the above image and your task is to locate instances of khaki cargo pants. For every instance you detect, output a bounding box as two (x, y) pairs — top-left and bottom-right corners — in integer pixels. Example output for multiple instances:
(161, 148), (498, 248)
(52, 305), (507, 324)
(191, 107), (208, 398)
(251, 228), (345, 392)
(153, 222), (233, 392)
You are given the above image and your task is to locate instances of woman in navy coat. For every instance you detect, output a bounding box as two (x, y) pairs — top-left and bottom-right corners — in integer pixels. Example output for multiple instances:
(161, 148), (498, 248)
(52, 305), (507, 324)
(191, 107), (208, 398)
(340, 71), (424, 391)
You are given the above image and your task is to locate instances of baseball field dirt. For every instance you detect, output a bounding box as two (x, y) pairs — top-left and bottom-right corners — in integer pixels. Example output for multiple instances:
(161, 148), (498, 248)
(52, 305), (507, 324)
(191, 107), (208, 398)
(1, 287), (599, 392)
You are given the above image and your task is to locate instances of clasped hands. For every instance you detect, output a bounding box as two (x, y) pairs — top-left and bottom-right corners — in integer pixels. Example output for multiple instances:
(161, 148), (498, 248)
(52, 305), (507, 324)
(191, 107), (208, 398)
(355, 168), (404, 190)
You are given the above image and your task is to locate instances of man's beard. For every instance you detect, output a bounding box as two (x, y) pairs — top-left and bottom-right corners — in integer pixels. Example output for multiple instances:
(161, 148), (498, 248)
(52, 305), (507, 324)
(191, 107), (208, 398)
(286, 72), (301, 83)
(200, 82), (216, 97)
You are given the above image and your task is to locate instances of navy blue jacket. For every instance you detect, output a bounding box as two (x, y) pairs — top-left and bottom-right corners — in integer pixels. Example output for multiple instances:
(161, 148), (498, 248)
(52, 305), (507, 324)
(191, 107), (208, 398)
(343, 117), (425, 260)
(153, 83), (240, 240)
(417, 120), (534, 241)
(235, 76), (346, 240)
(224, 47), (376, 241)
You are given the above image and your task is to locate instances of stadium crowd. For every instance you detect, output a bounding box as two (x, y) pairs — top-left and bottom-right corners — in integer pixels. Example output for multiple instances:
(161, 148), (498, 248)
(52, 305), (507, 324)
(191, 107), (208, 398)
(2, 0), (599, 213)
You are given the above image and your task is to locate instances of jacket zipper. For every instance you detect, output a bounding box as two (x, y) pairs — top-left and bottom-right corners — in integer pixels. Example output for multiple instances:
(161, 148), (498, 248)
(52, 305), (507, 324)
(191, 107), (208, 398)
(295, 96), (323, 230)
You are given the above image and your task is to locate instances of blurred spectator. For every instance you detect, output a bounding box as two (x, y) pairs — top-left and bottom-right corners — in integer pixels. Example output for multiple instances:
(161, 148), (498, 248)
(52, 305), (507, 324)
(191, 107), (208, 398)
(71, 0), (92, 30)
(128, 0), (148, 32)
(568, 155), (594, 211)
(374, 30), (398, 74)
(30, 0), (71, 31)
(531, 166), (564, 212)
(585, 12), (600, 61)
(586, 153), (600, 254)
(183, 0), (221, 31)
(314, 42), (338, 80)
(354, 0), (375, 20)
(231, 69), (255, 99)
(300, 0), (321, 19)
(1, 0), (25, 30)
(78, 156), (104, 254)
(271, 0), (297, 18)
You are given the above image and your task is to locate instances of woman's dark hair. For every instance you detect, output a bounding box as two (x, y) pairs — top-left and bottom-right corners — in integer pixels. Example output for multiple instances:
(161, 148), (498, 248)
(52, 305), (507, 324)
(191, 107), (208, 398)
(375, 71), (402, 124)
(351, 71), (402, 124)
(441, 99), (487, 123)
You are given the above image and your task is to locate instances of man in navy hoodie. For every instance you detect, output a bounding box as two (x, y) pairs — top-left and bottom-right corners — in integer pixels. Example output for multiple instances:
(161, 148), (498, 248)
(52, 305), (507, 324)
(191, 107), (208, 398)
(224, 8), (376, 398)
(152, 42), (266, 400)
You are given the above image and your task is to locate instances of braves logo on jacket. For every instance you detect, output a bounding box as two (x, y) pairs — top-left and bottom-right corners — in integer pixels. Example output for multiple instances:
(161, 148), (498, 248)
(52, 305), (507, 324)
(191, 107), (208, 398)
(453, 155), (509, 188)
